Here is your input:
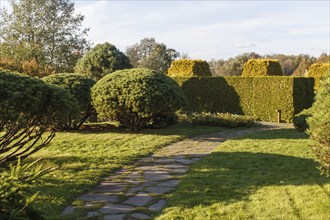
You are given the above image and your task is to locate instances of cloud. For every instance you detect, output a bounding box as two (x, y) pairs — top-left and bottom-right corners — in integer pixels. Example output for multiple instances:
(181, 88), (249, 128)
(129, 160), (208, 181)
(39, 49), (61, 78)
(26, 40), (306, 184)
(235, 43), (256, 48)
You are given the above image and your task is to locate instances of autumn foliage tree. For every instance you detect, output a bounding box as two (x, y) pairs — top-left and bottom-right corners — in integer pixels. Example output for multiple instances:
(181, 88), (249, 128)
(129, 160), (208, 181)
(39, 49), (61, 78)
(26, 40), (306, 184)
(0, 0), (90, 77)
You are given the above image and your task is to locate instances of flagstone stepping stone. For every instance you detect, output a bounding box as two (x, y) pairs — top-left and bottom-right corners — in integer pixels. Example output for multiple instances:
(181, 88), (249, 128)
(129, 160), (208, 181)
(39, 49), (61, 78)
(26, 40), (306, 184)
(175, 158), (195, 165)
(131, 213), (152, 219)
(149, 199), (166, 212)
(87, 211), (99, 218)
(146, 186), (174, 195)
(93, 182), (126, 192)
(61, 205), (75, 216)
(79, 194), (118, 202)
(125, 186), (143, 196)
(103, 214), (126, 220)
(154, 158), (176, 164)
(157, 179), (180, 187)
(170, 167), (188, 174)
(144, 171), (174, 181)
(161, 163), (187, 169)
(123, 192), (153, 206)
(125, 171), (143, 179)
(99, 203), (135, 214)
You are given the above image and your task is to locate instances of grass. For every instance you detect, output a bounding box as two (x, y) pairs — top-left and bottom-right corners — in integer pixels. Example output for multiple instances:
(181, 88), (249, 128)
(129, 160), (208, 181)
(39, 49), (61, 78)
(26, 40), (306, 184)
(28, 124), (223, 219)
(156, 128), (330, 220)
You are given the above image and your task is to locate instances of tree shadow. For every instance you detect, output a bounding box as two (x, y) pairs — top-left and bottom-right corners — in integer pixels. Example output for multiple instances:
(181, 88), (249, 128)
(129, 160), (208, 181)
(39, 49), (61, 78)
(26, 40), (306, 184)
(240, 128), (309, 140)
(170, 152), (329, 208)
(180, 77), (243, 114)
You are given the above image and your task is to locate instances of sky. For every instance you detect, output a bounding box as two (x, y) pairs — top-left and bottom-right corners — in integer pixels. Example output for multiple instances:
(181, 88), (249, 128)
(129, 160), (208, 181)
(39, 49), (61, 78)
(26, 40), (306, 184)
(1, 0), (329, 60)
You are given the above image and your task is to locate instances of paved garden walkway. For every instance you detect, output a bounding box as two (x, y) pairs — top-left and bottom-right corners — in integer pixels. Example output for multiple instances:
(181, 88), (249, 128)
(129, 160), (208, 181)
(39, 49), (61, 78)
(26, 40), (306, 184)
(62, 122), (292, 219)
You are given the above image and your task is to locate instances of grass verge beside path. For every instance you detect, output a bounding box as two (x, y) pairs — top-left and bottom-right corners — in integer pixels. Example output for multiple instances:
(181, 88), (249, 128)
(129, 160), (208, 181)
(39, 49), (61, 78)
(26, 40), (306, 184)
(156, 128), (330, 220)
(29, 125), (223, 219)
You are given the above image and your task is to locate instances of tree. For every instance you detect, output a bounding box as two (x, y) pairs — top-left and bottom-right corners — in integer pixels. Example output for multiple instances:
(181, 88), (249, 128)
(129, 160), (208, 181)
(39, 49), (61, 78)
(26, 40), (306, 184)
(0, 0), (90, 77)
(75, 42), (131, 80)
(126, 38), (180, 73)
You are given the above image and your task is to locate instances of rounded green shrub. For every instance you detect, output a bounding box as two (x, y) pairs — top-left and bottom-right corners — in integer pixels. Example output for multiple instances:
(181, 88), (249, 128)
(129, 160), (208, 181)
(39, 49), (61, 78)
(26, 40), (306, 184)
(307, 72), (330, 176)
(43, 73), (96, 129)
(74, 42), (132, 80)
(242, 59), (283, 76)
(293, 108), (312, 132)
(168, 59), (212, 77)
(307, 63), (330, 77)
(91, 68), (186, 131)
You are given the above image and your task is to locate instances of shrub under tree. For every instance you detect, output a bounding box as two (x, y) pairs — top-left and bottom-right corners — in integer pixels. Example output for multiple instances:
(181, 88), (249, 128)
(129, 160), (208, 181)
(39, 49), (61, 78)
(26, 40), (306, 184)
(75, 42), (131, 80)
(43, 73), (95, 129)
(91, 68), (186, 131)
(307, 72), (330, 176)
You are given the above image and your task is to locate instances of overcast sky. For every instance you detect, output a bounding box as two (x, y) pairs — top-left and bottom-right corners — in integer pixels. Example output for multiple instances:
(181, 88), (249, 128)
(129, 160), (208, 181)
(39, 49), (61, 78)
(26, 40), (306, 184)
(1, 0), (329, 60)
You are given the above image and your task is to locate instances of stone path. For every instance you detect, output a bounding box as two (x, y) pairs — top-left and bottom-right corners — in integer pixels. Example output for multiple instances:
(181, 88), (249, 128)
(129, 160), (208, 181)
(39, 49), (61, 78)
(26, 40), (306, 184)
(62, 122), (292, 219)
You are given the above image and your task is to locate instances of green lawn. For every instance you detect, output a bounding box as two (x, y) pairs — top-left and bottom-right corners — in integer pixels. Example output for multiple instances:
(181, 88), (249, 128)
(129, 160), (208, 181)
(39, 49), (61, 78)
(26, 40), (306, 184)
(29, 125), (222, 219)
(156, 128), (330, 220)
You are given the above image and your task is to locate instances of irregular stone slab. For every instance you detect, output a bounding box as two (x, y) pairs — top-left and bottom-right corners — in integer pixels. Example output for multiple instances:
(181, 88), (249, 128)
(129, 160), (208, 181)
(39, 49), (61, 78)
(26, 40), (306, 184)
(136, 165), (159, 171)
(175, 158), (195, 165)
(125, 186), (143, 196)
(149, 199), (166, 212)
(103, 214), (126, 220)
(154, 158), (176, 164)
(123, 192), (153, 206)
(137, 157), (154, 163)
(87, 211), (99, 218)
(144, 171), (173, 181)
(79, 194), (118, 202)
(146, 186), (174, 195)
(61, 205), (75, 216)
(170, 167), (188, 174)
(125, 171), (142, 179)
(99, 203), (135, 214)
(157, 179), (180, 187)
(131, 213), (152, 219)
(161, 163), (187, 169)
(93, 182), (126, 192)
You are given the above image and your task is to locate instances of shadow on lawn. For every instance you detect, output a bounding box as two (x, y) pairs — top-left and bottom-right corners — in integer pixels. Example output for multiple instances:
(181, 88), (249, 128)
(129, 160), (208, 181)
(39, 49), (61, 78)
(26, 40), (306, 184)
(173, 151), (329, 207)
(239, 128), (309, 140)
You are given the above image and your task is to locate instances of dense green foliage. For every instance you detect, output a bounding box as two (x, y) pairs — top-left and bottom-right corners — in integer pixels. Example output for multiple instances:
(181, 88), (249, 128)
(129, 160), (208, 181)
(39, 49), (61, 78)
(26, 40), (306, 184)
(307, 72), (330, 176)
(178, 112), (257, 128)
(293, 108), (312, 132)
(242, 59), (283, 76)
(0, 159), (54, 220)
(0, 0), (90, 77)
(168, 59), (212, 77)
(0, 70), (75, 164)
(92, 68), (186, 131)
(43, 73), (95, 129)
(74, 42), (131, 80)
(157, 129), (330, 219)
(126, 38), (180, 73)
(173, 76), (314, 122)
(308, 63), (330, 77)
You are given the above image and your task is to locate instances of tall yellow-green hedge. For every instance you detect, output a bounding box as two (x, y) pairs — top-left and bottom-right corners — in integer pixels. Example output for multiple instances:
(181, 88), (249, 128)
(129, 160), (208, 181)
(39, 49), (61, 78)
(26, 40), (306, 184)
(168, 59), (211, 77)
(242, 59), (283, 76)
(307, 63), (330, 77)
(173, 76), (314, 122)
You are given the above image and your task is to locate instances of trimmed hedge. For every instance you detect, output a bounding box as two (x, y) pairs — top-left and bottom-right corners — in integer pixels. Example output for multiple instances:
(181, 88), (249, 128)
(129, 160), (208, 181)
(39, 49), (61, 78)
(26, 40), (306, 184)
(168, 59), (211, 77)
(242, 59), (283, 76)
(307, 63), (330, 77)
(173, 76), (314, 122)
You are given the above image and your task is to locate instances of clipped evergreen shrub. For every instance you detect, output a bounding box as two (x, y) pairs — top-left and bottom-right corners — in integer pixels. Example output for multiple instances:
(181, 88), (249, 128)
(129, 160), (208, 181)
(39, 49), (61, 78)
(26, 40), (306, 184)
(75, 42), (132, 80)
(173, 76), (314, 122)
(293, 108), (312, 132)
(168, 59), (212, 77)
(242, 59), (283, 76)
(92, 68), (186, 131)
(43, 73), (96, 129)
(307, 72), (330, 176)
(307, 63), (330, 77)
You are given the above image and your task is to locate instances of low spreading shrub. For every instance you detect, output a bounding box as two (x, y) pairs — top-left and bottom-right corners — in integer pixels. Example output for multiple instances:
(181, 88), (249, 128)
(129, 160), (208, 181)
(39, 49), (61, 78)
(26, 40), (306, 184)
(43, 73), (96, 129)
(307, 72), (330, 176)
(168, 59), (212, 77)
(178, 112), (258, 128)
(92, 68), (186, 131)
(293, 108), (312, 132)
(242, 59), (283, 76)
